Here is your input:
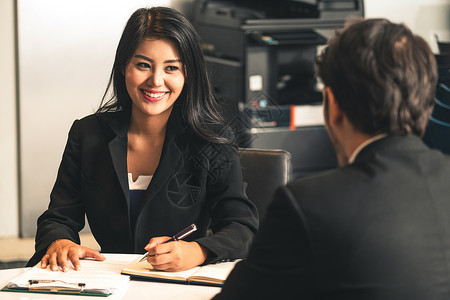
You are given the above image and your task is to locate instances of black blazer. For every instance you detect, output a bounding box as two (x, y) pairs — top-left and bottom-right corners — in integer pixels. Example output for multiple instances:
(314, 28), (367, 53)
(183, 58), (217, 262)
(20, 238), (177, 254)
(28, 109), (258, 266)
(215, 135), (450, 300)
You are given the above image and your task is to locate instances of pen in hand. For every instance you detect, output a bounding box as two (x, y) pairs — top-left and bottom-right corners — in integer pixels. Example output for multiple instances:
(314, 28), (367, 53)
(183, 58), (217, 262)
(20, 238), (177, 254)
(139, 224), (197, 262)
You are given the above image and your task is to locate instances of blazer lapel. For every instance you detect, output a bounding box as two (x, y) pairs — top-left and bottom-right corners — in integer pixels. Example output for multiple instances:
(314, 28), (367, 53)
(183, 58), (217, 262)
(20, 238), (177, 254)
(141, 106), (187, 205)
(106, 113), (130, 208)
(145, 137), (183, 202)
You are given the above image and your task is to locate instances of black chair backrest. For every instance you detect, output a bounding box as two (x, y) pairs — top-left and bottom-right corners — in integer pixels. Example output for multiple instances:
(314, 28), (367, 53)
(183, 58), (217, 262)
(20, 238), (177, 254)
(238, 148), (292, 223)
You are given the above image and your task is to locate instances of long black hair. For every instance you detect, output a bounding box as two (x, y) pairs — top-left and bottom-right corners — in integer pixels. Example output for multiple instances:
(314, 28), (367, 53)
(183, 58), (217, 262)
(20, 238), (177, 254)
(98, 6), (230, 144)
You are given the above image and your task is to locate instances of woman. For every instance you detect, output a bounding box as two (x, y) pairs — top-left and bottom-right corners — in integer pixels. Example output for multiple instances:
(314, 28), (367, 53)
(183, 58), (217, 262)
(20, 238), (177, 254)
(27, 6), (258, 272)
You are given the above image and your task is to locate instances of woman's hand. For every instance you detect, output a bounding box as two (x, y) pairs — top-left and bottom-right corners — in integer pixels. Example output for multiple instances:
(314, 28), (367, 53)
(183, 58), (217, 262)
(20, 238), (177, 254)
(144, 237), (208, 272)
(41, 239), (105, 272)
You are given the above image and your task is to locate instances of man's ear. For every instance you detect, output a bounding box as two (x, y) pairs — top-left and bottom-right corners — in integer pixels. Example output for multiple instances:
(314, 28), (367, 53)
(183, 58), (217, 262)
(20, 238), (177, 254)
(325, 87), (344, 127)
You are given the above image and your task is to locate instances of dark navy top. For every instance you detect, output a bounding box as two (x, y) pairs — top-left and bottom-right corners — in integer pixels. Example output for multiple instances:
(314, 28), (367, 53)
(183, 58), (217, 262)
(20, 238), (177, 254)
(128, 173), (152, 235)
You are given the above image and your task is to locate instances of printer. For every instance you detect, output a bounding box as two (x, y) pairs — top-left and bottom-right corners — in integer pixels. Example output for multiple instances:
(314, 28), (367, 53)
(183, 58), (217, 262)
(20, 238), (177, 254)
(192, 0), (364, 177)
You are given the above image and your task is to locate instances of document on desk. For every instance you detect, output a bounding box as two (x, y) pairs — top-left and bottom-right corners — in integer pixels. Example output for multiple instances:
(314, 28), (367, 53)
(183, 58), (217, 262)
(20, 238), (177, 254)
(2, 254), (131, 296)
(121, 256), (240, 287)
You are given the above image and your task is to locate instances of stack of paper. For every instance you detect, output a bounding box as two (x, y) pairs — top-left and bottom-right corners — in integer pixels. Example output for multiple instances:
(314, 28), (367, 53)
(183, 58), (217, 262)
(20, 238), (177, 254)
(4, 254), (132, 296)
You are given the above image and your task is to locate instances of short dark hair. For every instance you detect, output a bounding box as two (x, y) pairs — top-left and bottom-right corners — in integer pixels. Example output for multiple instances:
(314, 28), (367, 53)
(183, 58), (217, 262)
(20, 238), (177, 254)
(98, 6), (229, 144)
(315, 18), (438, 137)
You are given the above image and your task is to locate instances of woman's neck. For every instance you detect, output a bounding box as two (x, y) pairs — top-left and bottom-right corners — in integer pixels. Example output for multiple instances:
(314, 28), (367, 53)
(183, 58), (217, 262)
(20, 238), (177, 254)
(128, 107), (172, 138)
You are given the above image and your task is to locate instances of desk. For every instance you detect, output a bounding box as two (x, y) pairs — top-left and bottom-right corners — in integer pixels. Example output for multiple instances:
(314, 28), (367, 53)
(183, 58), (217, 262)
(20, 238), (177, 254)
(0, 254), (221, 300)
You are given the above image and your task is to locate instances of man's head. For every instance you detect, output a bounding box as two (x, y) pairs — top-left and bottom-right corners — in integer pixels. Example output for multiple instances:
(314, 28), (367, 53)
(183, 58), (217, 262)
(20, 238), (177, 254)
(315, 18), (438, 138)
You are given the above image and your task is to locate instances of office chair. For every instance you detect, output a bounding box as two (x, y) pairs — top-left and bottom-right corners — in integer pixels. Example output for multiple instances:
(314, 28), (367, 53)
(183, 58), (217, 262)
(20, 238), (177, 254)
(423, 83), (450, 155)
(238, 148), (292, 223)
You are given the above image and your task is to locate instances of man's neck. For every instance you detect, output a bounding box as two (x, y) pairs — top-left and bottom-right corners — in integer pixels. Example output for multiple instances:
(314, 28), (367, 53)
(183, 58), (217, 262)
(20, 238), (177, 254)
(333, 116), (375, 166)
(347, 133), (388, 164)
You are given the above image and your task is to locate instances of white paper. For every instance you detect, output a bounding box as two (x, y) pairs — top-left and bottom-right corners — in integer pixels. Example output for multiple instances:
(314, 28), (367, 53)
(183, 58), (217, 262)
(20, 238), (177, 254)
(293, 105), (324, 127)
(7, 254), (132, 295)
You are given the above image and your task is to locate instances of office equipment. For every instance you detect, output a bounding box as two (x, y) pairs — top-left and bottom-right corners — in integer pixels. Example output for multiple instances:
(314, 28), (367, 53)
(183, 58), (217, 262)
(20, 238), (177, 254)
(139, 224), (197, 262)
(122, 257), (239, 287)
(238, 148), (291, 222)
(192, 0), (362, 177)
(2, 255), (130, 296)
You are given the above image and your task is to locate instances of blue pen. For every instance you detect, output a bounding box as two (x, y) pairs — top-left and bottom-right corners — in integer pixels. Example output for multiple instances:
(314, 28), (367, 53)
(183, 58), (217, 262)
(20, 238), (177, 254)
(139, 224), (197, 262)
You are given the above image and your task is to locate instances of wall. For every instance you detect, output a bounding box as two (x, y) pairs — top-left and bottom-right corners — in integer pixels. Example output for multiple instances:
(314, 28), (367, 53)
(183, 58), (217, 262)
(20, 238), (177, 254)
(365, 0), (450, 53)
(0, 0), (19, 238)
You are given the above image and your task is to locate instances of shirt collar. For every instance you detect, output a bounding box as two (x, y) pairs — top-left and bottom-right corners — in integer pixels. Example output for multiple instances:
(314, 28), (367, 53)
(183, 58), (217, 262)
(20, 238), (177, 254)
(348, 133), (388, 164)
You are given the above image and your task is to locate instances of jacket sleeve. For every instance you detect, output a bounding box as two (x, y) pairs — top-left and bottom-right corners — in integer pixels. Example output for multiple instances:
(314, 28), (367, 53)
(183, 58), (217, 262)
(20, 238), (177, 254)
(213, 186), (315, 299)
(195, 144), (259, 264)
(27, 120), (85, 266)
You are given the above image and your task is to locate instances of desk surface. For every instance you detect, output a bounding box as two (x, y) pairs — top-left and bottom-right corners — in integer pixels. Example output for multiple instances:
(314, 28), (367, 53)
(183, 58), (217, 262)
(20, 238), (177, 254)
(0, 254), (221, 300)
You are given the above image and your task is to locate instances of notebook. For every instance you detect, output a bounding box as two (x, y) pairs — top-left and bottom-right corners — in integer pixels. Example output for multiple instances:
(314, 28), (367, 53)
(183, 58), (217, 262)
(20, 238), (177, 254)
(121, 256), (240, 287)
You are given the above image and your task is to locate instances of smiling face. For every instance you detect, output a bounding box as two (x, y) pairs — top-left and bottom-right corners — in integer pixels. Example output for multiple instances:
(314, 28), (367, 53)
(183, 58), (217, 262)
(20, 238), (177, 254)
(125, 38), (185, 120)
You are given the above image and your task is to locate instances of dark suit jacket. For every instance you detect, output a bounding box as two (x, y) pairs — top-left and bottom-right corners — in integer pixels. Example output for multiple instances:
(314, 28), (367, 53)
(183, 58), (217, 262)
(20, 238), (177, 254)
(215, 135), (450, 300)
(28, 108), (258, 266)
